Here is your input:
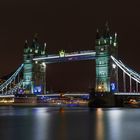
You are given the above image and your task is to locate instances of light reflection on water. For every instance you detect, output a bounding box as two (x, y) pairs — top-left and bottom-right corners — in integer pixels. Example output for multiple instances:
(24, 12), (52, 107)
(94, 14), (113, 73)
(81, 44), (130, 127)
(0, 107), (140, 140)
(96, 108), (104, 140)
(33, 108), (51, 140)
(107, 108), (123, 140)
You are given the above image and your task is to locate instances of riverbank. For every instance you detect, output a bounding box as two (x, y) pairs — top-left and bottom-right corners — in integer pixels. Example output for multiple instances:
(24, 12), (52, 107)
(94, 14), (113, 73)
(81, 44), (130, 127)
(0, 102), (88, 107)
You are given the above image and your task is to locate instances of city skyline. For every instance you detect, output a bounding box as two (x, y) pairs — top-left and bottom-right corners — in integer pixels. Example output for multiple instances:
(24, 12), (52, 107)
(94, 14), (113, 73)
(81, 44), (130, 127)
(0, 0), (140, 91)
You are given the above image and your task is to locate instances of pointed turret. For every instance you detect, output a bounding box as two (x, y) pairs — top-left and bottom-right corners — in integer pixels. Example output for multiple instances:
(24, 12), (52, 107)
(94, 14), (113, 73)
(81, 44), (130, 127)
(31, 34), (41, 55)
(34, 33), (38, 42)
(24, 40), (28, 49)
(96, 28), (101, 46)
(24, 40), (30, 54)
(113, 32), (118, 47)
(96, 28), (100, 39)
(32, 33), (39, 47)
(114, 32), (117, 40)
(40, 42), (46, 55)
(104, 21), (110, 38)
(43, 42), (47, 53)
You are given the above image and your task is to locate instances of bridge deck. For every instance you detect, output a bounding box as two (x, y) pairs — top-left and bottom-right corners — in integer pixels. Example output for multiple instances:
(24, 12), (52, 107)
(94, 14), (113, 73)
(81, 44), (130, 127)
(1, 93), (140, 98)
(114, 93), (140, 95)
(33, 51), (96, 63)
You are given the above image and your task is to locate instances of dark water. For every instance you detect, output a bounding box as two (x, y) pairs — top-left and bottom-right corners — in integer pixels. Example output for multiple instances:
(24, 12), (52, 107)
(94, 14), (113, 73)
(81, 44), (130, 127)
(0, 106), (140, 140)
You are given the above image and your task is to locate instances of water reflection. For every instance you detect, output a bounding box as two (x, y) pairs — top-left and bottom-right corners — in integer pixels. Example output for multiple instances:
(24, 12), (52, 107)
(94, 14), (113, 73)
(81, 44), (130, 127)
(32, 107), (68, 140)
(33, 108), (51, 140)
(107, 109), (122, 140)
(96, 108), (104, 140)
(0, 107), (140, 140)
(57, 109), (67, 140)
(0, 106), (32, 116)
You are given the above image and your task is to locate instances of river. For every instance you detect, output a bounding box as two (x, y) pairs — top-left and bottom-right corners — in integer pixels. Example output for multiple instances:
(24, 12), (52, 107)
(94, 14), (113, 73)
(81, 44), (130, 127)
(0, 106), (139, 140)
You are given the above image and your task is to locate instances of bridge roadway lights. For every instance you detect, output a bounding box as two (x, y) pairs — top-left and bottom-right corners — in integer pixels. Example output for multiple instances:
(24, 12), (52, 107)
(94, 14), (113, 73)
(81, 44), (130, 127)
(88, 92), (124, 107)
(14, 94), (37, 104)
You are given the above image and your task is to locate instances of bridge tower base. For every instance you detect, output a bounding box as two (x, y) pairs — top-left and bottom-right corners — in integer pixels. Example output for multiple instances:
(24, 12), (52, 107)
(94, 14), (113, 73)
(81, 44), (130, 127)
(88, 93), (124, 107)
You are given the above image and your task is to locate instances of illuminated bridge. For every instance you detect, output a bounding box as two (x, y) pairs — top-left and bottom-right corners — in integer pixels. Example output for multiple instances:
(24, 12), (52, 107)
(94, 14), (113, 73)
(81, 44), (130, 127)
(1, 23), (140, 100)
(33, 51), (96, 63)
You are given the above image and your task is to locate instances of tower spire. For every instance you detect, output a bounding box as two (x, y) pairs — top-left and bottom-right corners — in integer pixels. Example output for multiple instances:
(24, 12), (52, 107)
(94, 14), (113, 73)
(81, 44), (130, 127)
(113, 32), (117, 47)
(96, 28), (100, 39)
(24, 40), (28, 48)
(33, 33), (38, 42)
(104, 21), (110, 38)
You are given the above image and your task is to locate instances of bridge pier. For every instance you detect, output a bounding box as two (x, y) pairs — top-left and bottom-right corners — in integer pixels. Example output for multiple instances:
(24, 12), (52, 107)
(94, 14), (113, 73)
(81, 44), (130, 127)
(88, 93), (124, 107)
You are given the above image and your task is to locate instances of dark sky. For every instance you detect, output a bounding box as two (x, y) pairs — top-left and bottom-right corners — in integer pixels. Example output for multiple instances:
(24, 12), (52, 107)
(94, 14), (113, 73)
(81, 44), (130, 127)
(0, 0), (140, 91)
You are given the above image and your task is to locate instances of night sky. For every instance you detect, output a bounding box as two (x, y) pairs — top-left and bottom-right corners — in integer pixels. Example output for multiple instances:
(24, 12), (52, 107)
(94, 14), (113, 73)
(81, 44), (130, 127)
(0, 0), (140, 92)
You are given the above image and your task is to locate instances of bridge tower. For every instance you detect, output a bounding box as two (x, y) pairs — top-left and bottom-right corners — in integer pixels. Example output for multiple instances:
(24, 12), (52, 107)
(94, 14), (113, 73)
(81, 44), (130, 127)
(23, 37), (47, 94)
(95, 23), (118, 93)
(32, 38), (47, 94)
(23, 40), (34, 93)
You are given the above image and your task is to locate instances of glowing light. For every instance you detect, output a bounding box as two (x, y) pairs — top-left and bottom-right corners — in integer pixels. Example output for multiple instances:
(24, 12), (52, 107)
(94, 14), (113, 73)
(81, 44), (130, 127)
(33, 51), (96, 61)
(66, 52), (95, 57)
(35, 49), (38, 53)
(98, 86), (102, 90)
(112, 63), (116, 69)
(114, 92), (140, 95)
(19, 89), (24, 94)
(0, 95), (14, 98)
(113, 42), (117, 47)
(0, 98), (14, 103)
(101, 48), (104, 51)
(110, 83), (116, 91)
(42, 62), (46, 67)
(34, 86), (42, 94)
(44, 42), (46, 47)
(59, 50), (65, 57)
(115, 32), (117, 38)
(30, 49), (33, 52)
(96, 108), (103, 115)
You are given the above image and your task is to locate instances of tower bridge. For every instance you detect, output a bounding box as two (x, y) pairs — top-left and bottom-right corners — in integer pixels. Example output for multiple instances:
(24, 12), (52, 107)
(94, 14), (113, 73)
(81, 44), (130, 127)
(0, 23), (140, 106)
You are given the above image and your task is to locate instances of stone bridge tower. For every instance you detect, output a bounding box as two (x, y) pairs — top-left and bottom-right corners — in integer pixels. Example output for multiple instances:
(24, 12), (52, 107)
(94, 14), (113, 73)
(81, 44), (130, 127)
(23, 37), (47, 94)
(95, 23), (118, 93)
